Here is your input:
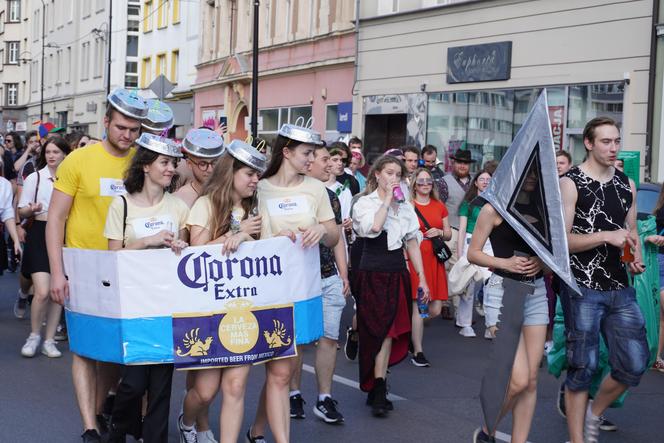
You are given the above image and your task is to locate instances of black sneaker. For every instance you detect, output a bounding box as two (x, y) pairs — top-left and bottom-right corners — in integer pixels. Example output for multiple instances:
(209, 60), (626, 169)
(344, 327), (358, 361)
(410, 352), (430, 367)
(290, 394), (306, 419)
(55, 323), (68, 341)
(313, 397), (344, 424)
(557, 382), (566, 418)
(472, 428), (496, 443)
(599, 416), (618, 432)
(81, 429), (102, 443)
(96, 414), (110, 437)
(245, 428), (266, 443)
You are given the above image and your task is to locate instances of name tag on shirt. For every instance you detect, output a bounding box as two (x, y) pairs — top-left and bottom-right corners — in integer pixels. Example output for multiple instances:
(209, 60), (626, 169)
(131, 215), (175, 239)
(100, 178), (127, 197)
(266, 195), (309, 216)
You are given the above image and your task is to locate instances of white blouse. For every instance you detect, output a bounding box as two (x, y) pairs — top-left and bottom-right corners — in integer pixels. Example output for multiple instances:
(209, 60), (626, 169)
(352, 190), (421, 251)
(18, 167), (55, 216)
(0, 177), (15, 222)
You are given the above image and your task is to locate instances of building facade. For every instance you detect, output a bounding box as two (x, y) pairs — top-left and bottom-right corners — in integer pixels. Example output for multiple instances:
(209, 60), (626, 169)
(355, 0), (655, 178)
(0, 0), (31, 132)
(192, 0), (356, 145)
(139, 0), (198, 137)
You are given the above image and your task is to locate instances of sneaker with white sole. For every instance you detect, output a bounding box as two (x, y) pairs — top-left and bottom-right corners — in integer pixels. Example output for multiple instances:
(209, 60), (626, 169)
(13, 291), (28, 319)
(42, 339), (62, 358)
(459, 326), (476, 337)
(313, 397), (344, 424)
(599, 415), (618, 432)
(178, 414), (198, 443)
(484, 329), (495, 340)
(21, 333), (41, 357)
(584, 402), (601, 443)
(196, 429), (217, 443)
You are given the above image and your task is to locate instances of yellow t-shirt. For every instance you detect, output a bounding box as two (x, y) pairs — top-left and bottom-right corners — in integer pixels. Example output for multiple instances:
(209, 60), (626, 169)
(257, 175), (335, 238)
(187, 195), (245, 235)
(54, 142), (135, 250)
(104, 193), (190, 246)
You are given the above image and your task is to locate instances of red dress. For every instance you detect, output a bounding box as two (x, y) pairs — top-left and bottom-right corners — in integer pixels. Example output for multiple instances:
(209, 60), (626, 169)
(408, 199), (449, 301)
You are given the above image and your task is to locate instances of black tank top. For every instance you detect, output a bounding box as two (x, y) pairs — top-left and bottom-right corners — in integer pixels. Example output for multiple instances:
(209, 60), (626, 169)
(566, 166), (631, 290)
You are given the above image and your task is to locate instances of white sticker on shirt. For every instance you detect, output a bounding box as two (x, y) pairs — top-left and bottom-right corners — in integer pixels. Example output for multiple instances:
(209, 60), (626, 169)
(131, 215), (176, 239)
(100, 178), (127, 197)
(266, 195), (310, 216)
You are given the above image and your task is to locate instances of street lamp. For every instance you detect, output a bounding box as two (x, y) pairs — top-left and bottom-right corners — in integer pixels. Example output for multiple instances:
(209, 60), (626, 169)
(251, 1), (259, 139)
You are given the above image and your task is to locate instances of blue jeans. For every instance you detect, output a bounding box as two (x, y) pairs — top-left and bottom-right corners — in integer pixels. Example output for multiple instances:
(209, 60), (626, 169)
(559, 284), (649, 391)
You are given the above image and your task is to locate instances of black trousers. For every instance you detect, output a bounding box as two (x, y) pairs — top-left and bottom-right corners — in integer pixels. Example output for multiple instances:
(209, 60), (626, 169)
(110, 364), (174, 443)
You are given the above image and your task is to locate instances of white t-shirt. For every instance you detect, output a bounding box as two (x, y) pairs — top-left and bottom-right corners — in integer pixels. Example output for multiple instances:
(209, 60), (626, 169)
(18, 167), (55, 216)
(0, 177), (14, 222)
(326, 181), (352, 221)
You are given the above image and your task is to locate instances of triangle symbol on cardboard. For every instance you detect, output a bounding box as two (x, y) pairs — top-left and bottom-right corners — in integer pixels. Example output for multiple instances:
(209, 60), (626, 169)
(480, 90), (581, 295)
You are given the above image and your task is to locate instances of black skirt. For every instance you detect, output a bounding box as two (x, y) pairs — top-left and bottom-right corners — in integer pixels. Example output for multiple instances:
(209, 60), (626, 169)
(21, 220), (50, 278)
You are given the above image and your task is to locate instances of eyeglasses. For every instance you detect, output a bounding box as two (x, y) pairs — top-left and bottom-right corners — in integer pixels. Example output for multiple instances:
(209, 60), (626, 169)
(189, 158), (217, 171)
(415, 178), (433, 185)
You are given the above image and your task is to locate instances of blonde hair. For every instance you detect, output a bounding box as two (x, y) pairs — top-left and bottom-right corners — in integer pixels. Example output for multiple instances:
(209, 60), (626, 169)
(409, 168), (439, 201)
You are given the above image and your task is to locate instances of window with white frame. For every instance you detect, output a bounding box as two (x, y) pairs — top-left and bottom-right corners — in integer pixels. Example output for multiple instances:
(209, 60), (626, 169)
(93, 39), (102, 78)
(65, 47), (71, 83)
(6, 41), (19, 64)
(0, 12), (5, 33)
(32, 9), (39, 40)
(0, 50), (3, 71)
(81, 42), (90, 80)
(5, 83), (18, 106)
(56, 50), (61, 83)
(258, 105), (313, 144)
(31, 60), (39, 91)
(325, 104), (338, 132)
(8, 0), (20, 22)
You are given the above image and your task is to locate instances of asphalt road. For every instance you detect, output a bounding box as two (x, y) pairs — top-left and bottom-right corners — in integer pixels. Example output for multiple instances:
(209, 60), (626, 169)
(1, 271), (662, 443)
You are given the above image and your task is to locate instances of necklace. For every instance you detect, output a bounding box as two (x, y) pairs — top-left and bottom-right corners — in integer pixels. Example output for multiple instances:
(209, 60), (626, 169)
(190, 181), (201, 196)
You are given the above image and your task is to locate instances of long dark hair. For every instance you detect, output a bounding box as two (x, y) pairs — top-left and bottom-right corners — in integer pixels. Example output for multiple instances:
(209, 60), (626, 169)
(124, 148), (178, 194)
(37, 136), (71, 170)
(202, 154), (258, 239)
(261, 135), (304, 179)
(461, 168), (492, 206)
(5, 131), (24, 152)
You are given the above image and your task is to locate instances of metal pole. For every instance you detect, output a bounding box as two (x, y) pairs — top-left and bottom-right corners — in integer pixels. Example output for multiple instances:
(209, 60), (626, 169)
(106, 0), (113, 96)
(251, 1), (259, 139)
(40, 0), (45, 120)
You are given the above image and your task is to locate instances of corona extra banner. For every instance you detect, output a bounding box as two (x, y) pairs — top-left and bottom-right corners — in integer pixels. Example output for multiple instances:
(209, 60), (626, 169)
(63, 237), (322, 366)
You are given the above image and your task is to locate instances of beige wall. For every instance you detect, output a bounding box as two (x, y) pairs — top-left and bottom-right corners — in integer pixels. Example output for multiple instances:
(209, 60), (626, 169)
(354, 0), (653, 170)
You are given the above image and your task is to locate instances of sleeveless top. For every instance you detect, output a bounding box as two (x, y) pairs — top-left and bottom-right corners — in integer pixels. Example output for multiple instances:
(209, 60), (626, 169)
(489, 201), (543, 280)
(566, 166), (631, 290)
(443, 174), (466, 229)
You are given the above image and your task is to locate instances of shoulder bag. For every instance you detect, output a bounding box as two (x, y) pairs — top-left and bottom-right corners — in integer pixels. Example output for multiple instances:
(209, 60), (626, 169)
(413, 206), (452, 263)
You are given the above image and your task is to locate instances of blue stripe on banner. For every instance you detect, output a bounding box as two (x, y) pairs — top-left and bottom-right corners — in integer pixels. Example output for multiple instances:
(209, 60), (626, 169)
(67, 295), (324, 364)
(294, 295), (323, 345)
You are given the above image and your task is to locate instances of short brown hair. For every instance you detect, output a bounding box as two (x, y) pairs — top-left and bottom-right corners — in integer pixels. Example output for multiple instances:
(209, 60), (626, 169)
(555, 150), (572, 163)
(582, 117), (620, 145)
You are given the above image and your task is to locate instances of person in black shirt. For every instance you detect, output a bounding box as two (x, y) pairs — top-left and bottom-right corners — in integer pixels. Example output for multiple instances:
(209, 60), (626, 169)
(560, 117), (649, 443)
(329, 141), (360, 195)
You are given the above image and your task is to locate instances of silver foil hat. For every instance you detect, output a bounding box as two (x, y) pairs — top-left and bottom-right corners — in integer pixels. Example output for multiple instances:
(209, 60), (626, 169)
(182, 128), (225, 159)
(107, 88), (149, 120)
(135, 133), (183, 158)
(142, 99), (174, 132)
(227, 140), (267, 174)
(278, 123), (324, 146)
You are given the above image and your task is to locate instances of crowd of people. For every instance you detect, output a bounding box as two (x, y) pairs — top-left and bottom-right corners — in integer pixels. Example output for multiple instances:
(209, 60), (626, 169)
(2, 88), (663, 443)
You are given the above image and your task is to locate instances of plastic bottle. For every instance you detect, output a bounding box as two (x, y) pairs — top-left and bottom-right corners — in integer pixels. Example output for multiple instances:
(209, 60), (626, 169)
(417, 288), (429, 319)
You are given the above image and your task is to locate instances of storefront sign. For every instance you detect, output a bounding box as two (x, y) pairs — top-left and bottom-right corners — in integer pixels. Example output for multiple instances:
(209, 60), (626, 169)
(447, 42), (512, 84)
(548, 106), (565, 151)
(337, 102), (352, 133)
(364, 94), (409, 115)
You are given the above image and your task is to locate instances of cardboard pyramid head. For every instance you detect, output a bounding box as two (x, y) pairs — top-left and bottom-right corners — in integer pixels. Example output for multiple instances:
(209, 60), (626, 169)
(480, 89), (581, 295)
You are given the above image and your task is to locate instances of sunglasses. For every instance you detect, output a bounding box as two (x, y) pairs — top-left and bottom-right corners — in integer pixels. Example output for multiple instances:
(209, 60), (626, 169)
(415, 178), (433, 185)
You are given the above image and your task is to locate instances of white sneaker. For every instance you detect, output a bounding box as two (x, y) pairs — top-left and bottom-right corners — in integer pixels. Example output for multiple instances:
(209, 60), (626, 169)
(41, 339), (62, 358)
(21, 334), (41, 357)
(178, 414), (198, 443)
(197, 430), (217, 443)
(484, 328), (495, 340)
(459, 326), (476, 337)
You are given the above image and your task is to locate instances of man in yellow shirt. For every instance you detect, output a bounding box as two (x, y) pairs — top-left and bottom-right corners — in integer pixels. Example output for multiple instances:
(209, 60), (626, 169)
(46, 89), (147, 443)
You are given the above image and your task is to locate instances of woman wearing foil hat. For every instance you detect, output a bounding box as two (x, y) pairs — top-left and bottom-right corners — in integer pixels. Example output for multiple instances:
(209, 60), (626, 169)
(247, 124), (339, 443)
(351, 155), (429, 417)
(103, 133), (189, 443)
(179, 139), (266, 443)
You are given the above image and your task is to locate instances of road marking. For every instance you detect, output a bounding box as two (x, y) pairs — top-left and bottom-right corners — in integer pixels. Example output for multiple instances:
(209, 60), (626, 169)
(301, 364), (407, 401)
(495, 431), (533, 443)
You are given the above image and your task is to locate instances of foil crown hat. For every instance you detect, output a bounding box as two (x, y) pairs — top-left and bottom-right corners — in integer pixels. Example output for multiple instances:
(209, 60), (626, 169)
(182, 128), (225, 159)
(227, 139), (267, 174)
(142, 99), (174, 132)
(107, 88), (149, 120)
(135, 133), (183, 158)
(277, 121), (324, 146)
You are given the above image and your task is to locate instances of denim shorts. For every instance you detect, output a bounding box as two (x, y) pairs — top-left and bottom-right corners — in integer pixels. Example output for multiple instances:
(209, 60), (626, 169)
(321, 275), (347, 341)
(559, 284), (649, 391)
(483, 274), (549, 327)
(658, 254), (664, 288)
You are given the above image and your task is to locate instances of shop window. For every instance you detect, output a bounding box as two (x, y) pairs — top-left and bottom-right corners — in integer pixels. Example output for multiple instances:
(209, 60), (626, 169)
(259, 109), (279, 132)
(290, 106), (312, 125)
(326, 105), (338, 132)
(567, 83), (623, 130)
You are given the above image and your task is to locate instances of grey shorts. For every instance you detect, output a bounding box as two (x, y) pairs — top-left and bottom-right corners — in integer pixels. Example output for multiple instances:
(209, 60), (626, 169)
(321, 275), (346, 340)
(483, 274), (549, 327)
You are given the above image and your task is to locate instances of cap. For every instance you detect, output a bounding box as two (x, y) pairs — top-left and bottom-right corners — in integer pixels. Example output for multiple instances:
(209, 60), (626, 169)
(135, 133), (182, 158)
(227, 140), (267, 174)
(182, 128), (225, 159)
(142, 99), (174, 132)
(277, 124), (324, 146)
(107, 88), (149, 120)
